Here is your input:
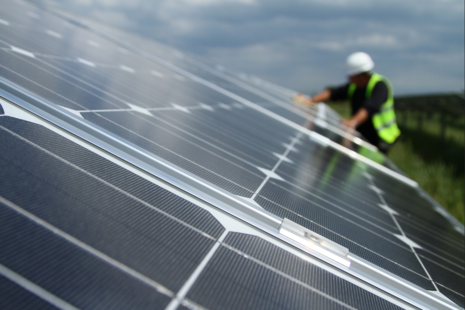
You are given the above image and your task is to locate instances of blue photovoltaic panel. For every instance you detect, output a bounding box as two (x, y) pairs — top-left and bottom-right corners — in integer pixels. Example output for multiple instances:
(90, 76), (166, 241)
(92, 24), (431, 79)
(0, 275), (59, 310)
(0, 0), (463, 309)
(188, 233), (403, 310)
(0, 114), (406, 310)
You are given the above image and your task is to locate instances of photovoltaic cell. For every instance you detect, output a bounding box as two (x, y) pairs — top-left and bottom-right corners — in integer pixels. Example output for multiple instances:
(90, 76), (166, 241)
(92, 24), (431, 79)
(186, 246), (350, 310)
(420, 254), (464, 308)
(0, 117), (225, 239)
(0, 121), (221, 293)
(187, 233), (407, 310)
(376, 180), (458, 231)
(0, 275), (59, 310)
(82, 111), (266, 196)
(254, 189), (436, 290)
(0, 205), (173, 309)
(222, 233), (404, 310)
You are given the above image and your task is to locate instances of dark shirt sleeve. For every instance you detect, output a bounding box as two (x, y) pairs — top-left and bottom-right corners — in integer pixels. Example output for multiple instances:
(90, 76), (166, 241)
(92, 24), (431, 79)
(363, 81), (388, 116)
(329, 84), (350, 101)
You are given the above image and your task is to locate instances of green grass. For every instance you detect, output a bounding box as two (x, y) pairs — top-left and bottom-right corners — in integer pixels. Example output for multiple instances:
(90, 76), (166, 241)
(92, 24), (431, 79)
(397, 111), (464, 146)
(326, 101), (464, 224)
(389, 138), (464, 224)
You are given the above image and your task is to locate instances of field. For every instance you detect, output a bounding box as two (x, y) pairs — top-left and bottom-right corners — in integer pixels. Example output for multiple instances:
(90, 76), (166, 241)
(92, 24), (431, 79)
(326, 102), (464, 224)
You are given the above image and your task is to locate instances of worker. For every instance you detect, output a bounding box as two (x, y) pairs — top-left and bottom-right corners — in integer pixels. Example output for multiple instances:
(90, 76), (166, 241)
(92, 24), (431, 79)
(294, 52), (401, 154)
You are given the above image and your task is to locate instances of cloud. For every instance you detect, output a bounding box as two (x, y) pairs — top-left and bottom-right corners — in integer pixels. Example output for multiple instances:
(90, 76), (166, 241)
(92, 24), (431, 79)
(181, 0), (257, 5)
(315, 34), (398, 52)
(45, 0), (464, 94)
(354, 34), (397, 47)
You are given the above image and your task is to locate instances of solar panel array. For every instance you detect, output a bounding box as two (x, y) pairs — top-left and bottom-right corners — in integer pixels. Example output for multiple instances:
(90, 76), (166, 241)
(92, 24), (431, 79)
(0, 1), (464, 309)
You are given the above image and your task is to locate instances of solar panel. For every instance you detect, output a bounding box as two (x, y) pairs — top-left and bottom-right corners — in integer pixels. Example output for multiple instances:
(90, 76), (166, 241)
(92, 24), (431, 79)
(0, 1), (463, 309)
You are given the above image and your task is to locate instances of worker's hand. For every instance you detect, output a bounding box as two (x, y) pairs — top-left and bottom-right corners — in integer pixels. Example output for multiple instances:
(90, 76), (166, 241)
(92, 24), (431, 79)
(293, 93), (313, 106)
(341, 118), (358, 129)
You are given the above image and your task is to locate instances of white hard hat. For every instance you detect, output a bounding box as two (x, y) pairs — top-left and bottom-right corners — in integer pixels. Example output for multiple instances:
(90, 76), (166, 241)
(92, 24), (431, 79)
(346, 52), (374, 76)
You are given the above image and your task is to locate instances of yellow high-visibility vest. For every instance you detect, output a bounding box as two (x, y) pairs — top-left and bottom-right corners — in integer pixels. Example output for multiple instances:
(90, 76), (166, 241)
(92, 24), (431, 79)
(348, 73), (401, 144)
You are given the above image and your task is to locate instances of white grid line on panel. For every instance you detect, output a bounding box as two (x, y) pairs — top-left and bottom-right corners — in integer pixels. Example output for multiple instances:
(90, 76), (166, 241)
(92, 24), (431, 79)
(147, 104), (281, 165)
(256, 189), (419, 255)
(0, 263), (79, 310)
(77, 109), (266, 190)
(417, 253), (465, 278)
(0, 125), (217, 242)
(251, 132), (302, 200)
(398, 215), (465, 250)
(166, 233), (359, 310)
(26, 49), (217, 113)
(282, 152), (462, 247)
(275, 167), (401, 233)
(270, 176), (403, 238)
(404, 235), (465, 268)
(0, 196), (174, 298)
(219, 242), (358, 310)
(272, 159), (401, 231)
(0, 33), (161, 103)
(365, 175), (440, 292)
(255, 192), (447, 284)
(163, 102), (285, 155)
(164, 230), (229, 310)
(0, 45), (127, 109)
(435, 282), (465, 299)
(0, 62), (89, 109)
(80, 104), (271, 171)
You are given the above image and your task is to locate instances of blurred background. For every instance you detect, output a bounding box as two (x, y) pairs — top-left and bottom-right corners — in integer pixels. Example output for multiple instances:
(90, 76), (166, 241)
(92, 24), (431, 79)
(39, 0), (464, 222)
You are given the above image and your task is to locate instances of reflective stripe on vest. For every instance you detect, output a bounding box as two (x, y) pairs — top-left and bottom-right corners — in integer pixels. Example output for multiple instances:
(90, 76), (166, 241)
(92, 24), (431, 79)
(347, 73), (400, 144)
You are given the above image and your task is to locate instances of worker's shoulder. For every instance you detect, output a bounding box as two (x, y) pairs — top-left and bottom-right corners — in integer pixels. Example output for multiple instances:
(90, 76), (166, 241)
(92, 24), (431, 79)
(372, 78), (389, 92)
(372, 73), (391, 87)
(371, 79), (390, 99)
(375, 80), (388, 87)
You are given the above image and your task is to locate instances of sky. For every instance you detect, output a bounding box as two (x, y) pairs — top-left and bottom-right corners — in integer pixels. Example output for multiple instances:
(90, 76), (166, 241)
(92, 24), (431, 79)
(49, 0), (464, 95)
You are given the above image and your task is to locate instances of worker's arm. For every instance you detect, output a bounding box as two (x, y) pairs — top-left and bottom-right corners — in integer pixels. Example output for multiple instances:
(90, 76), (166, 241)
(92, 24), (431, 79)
(310, 89), (331, 103)
(293, 89), (331, 106)
(341, 107), (369, 129)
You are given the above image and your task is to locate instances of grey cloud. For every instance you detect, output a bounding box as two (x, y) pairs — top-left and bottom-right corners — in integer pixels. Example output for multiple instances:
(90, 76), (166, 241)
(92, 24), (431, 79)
(50, 0), (464, 94)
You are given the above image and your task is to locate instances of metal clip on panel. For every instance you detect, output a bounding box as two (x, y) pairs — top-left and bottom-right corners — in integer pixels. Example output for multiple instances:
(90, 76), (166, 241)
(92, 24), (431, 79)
(279, 218), (351, 267)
